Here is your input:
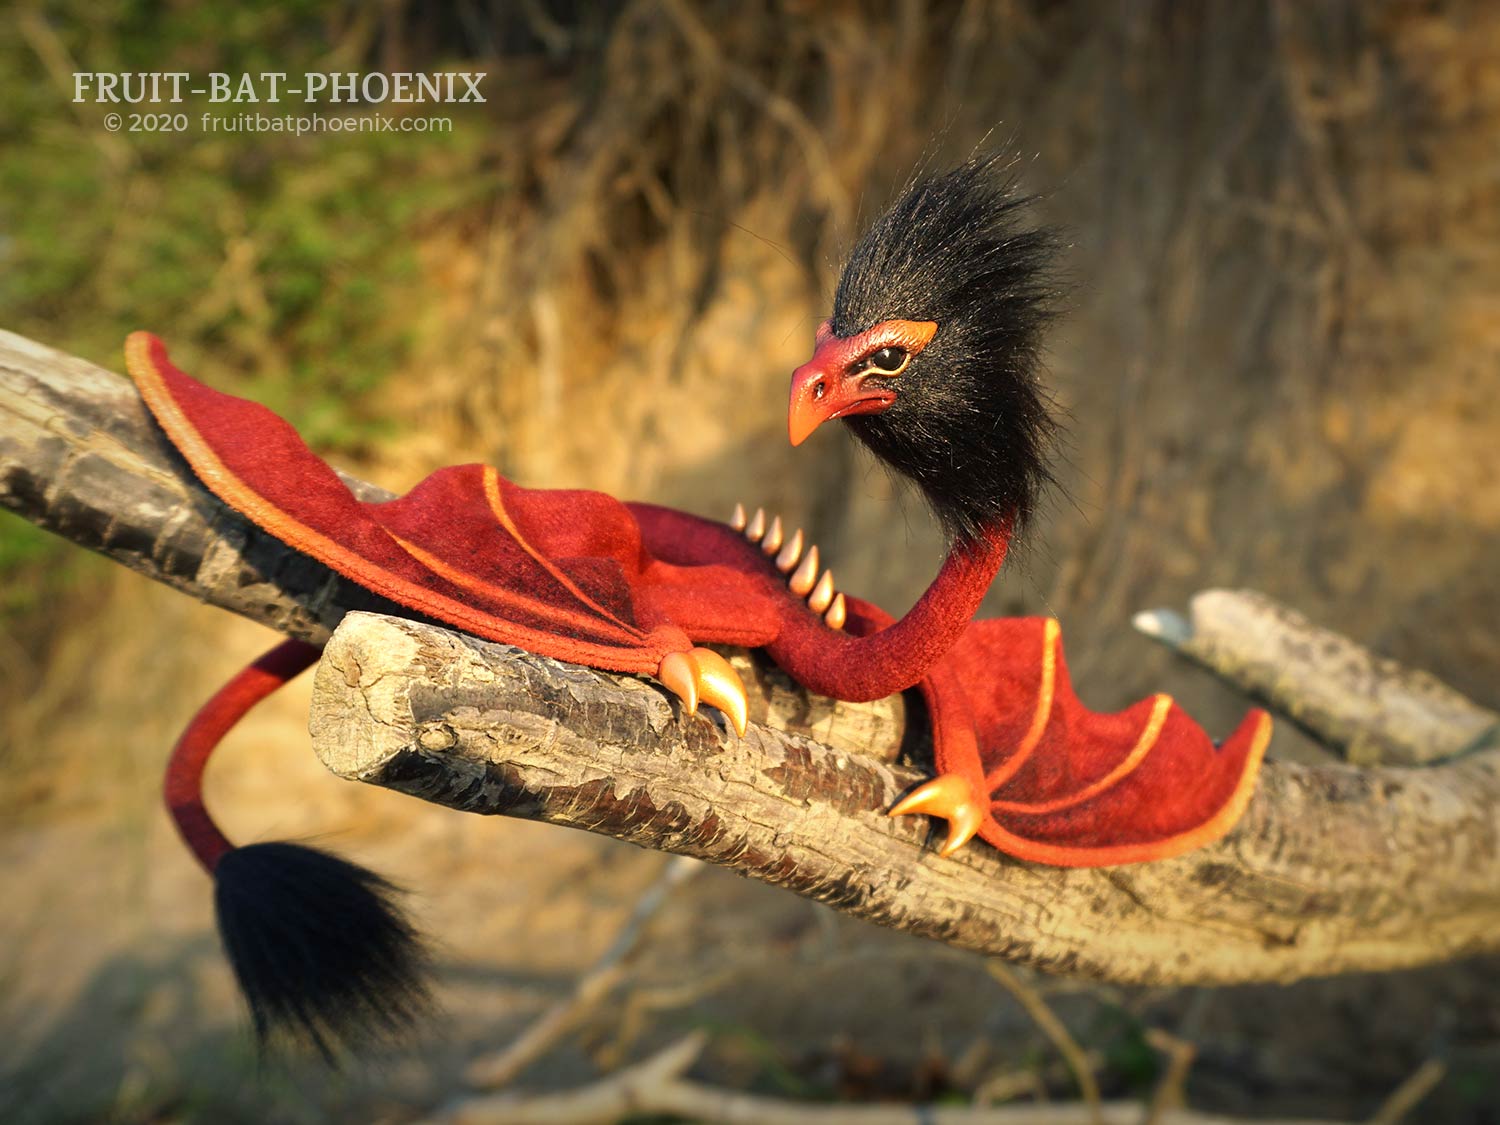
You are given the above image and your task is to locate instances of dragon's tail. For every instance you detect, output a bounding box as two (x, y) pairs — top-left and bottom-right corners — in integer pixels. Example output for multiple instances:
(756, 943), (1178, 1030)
(166, 639), (432, 1059)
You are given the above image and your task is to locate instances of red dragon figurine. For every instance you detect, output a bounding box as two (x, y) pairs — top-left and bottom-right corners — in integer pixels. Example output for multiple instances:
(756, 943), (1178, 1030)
(124, 155), (1270, 1054)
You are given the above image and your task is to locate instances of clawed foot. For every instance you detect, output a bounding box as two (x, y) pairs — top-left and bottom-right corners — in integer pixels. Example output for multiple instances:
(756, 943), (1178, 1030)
(889, 773), (985, 857)
(658, 648), (749, 737)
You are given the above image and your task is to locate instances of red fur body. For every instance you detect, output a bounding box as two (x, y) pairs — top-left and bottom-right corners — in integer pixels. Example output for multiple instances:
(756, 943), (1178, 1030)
(128, 332), (1268, 872)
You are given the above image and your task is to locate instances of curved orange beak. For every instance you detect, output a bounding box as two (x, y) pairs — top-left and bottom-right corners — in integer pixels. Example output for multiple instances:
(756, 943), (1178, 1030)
(788, 358), (894, 449)
(787, 318), (938, 446)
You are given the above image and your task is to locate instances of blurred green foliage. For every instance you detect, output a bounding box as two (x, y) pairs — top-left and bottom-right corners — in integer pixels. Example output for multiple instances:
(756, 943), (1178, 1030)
(1097, 1005), (1163, 1093)
(2, 0), (497, 446)
(0, 0), (498, 624)
(0, 512), (105, 619)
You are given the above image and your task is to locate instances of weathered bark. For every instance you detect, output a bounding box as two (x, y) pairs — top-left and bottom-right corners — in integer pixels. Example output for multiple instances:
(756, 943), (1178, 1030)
(1135, 593), (1498, 766)
(0, 329), (394, 643)
(311, 609), (1500, 986)
(6, 326), (1500, 985)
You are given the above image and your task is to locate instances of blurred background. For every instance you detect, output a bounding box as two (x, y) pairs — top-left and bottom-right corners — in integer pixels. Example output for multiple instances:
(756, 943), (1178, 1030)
(2, 1), (1498, 1120)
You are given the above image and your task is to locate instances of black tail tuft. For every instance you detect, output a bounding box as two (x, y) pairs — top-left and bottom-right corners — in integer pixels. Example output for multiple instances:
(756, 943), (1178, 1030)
(213, 842), (433, 1061)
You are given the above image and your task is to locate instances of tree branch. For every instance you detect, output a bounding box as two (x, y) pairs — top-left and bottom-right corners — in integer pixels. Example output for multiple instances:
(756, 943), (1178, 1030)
(0, 328), (394, 642)
(309, 609), (1500, 986)
(1134, 592), (1498, 765)
(6, 326), (1500, 987)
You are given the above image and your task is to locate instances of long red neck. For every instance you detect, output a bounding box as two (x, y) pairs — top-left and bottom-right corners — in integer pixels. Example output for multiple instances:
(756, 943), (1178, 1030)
(765, 518), (1012, 702)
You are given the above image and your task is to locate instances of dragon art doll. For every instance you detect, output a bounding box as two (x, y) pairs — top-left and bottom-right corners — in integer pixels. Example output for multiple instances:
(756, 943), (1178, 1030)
(122, 155), (1270, 1053)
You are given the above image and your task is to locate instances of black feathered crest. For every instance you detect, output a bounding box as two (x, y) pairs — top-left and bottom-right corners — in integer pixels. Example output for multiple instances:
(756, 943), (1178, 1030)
(214, 842), (433, 1061)
(833, 153), (1060, 542)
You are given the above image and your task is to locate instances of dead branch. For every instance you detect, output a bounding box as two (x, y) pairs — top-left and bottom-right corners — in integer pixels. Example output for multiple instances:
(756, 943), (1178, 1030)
(6, 327), (1500, 989)
(309, 608), (1500, 986)
(427, 1031), (1343, 1125)
(1143, 1029), (1197, 1125)
(0, 329), (396, 642)
(1365, 1059), (1446, 1125)
(1134, 591), (1498, 765)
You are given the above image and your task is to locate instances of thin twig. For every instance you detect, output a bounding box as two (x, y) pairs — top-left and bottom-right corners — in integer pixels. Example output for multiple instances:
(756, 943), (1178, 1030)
(973, 1051), (1106, 1107)
(1143, 1029), (1197, 1125)
(1365, 1058), (1446, 1125)
(596, 964), (745, 1069)
(431, 1032), (1345, 1125)
(464, 854), (703, 1089)
(986, 960), (1103, 1124)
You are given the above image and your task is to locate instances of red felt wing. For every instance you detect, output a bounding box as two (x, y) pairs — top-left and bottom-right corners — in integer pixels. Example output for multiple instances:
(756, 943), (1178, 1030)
(125, 332), (778, 674)
(929, 617), (1270, 866)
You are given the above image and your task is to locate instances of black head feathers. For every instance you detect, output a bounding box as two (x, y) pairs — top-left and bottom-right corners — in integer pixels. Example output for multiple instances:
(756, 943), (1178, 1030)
(832, 154), (1060, 542)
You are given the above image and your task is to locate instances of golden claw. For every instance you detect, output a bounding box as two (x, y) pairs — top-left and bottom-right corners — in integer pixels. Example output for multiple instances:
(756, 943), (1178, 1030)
(658, 647), (749, 738)
(657, 650), (699, 715)
(691, 648), (749, 738)
(889, 773), (985, 857)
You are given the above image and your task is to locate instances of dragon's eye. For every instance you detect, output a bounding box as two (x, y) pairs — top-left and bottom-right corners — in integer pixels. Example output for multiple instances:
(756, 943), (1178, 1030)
(868, 346), (910, 375)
